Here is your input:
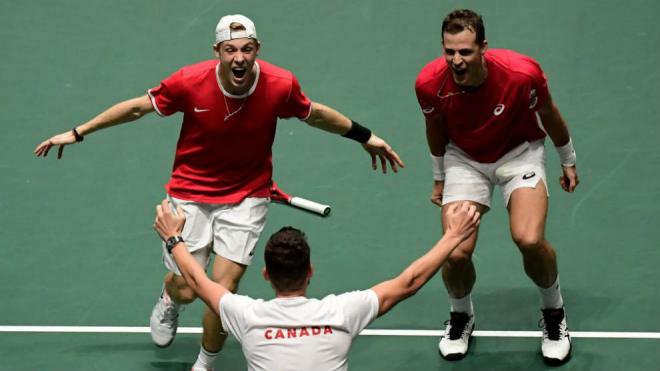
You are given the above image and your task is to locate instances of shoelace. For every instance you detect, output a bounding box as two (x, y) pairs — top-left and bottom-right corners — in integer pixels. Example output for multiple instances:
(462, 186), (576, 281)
(159, 299), (181, 326)
(539, 309), (565, 340)
(445, 312), (471, 340)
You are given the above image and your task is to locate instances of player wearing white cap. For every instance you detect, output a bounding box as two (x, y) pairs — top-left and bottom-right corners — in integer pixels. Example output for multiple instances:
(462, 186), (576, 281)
(415, 9), (577, 365)
(35, 14), (404, 370)
(153, 199), (480, 371)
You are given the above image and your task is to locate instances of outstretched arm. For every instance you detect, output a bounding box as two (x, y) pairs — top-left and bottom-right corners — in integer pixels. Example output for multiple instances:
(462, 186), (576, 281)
(153, 199), (228, 315)
(537, 94), (579, 193)
(303, 102), (405, 173)
(34, 94), (154, 159)
(371, 202), (480, 317)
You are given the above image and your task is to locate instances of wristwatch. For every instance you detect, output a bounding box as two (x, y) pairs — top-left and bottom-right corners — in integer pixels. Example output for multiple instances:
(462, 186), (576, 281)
(165, 235), (184, 253)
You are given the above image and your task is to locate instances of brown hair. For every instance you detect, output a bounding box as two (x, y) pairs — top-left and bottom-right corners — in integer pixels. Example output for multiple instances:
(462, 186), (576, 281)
(264, 227), (311, 293)
(442, 9), (486, 45)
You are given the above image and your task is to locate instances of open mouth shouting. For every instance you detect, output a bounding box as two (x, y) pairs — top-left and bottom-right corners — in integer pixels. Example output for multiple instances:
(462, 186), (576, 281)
(231, 66), (248, 81)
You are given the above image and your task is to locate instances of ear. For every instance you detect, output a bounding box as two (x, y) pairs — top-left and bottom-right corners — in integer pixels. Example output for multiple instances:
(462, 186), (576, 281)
(213, 43), (221, 58)
(308, 264), (314, 279)
(481, 39), (488, 54)
(262, 267), (270, 281)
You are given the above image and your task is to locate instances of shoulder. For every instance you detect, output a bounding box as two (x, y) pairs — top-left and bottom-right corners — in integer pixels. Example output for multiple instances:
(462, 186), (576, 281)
(168, 60), (217, 85)
(415, 58), (448, 93)
(257, 59), (295, 83)
(487, 49), (544, 81)
(221, 292), (258, 312)
(332, 289), (378, 305)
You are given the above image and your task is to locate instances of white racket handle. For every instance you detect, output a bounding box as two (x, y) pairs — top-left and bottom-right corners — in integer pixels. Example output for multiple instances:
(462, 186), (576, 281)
(289, 196), (331, 216)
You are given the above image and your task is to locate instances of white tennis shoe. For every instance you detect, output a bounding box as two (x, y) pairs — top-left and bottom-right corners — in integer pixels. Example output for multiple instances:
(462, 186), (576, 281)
(540, 307), (571, 365)
(438, 312), (474, 360)
(150, 288), (181, 347)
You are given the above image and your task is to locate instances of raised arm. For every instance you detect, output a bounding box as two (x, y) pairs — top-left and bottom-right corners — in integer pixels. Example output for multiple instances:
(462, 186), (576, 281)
(425, 114), (449, 207)
(303, 102), (405, 173)
(34, 94), (155, 159)
(536, 93), (579, 193)
(371, 202), (480, 317)
(153, 199), (228, 315)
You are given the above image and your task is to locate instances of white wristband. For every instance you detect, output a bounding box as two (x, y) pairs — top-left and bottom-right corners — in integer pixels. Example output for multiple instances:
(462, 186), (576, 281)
(556, 138), (576, 167)
(431, 154), (445, 181)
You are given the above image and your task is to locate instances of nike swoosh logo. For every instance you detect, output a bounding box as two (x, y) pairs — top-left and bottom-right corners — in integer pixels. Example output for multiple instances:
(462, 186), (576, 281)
(194, 107), (210, 112)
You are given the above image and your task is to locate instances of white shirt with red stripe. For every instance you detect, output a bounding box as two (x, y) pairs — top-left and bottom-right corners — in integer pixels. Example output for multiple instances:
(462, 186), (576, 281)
(415, 49), (550, 163)
(220, 290), (379, 371)
(148, 59), (312, 203)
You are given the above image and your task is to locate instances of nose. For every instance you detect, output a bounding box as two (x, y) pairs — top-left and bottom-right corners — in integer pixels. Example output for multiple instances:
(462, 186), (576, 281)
(452, 53), (463, 66)
(234, 52), (245, 65)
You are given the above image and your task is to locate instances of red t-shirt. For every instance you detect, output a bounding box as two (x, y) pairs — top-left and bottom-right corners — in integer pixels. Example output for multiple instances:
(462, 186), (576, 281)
(415, 49), (549, 163)
(148, 59), (312, 203)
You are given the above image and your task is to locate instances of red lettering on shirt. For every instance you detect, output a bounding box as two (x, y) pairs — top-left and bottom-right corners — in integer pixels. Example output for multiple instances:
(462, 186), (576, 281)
(263, 326), (336, 340)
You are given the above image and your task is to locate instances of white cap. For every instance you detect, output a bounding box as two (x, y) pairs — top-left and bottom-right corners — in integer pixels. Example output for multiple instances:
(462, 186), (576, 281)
(215, 14), (258, 45)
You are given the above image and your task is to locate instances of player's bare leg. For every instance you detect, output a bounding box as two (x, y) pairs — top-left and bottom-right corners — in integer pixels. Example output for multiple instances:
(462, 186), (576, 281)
(165, 272), (198, 304)
(438, 201), (487, 361)
(508, 181), (557, 287)
(508, 180), (571, 364)
(192, 256), (247, 370)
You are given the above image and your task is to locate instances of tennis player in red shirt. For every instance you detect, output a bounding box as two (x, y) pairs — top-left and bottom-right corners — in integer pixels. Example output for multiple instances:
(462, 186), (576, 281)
(415, 9), (578, 365)
(35, 14), (404, 371)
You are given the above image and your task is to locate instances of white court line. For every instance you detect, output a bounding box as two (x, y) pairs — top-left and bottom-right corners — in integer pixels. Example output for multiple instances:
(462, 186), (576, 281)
(1, 326), (660, 339)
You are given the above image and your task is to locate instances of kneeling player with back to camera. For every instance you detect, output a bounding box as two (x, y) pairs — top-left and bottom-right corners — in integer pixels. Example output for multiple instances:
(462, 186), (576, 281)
(154, 199), (480, 370)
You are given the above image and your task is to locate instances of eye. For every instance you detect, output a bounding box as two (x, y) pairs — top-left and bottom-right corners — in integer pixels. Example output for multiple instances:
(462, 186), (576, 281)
(444, 49), (455, 56)
(459, 49), (474, 57)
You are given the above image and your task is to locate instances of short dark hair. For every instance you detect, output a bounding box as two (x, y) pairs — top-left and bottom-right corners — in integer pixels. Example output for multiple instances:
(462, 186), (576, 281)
(264, 227), (311, 292)
(441, 9), (486, 45)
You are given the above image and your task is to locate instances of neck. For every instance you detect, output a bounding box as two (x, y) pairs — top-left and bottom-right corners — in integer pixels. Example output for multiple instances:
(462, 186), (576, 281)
(275, 288), (307, 298)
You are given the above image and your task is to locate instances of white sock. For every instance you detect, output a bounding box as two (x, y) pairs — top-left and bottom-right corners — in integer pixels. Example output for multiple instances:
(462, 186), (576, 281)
(162, 287), (182, 309)
(449, 294), (474, 316)
(538, 276), (564, 309)
(192, 345), (219, 370)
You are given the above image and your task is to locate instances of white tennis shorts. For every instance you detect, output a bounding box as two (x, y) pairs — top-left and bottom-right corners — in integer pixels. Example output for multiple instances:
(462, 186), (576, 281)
(161, 196), (269, 275)
(442, 139), (548, 208)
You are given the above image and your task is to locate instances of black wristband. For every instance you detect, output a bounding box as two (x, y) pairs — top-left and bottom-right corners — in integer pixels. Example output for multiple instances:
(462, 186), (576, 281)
(72, 127), (84, 142)
(342, 120), (372, 143)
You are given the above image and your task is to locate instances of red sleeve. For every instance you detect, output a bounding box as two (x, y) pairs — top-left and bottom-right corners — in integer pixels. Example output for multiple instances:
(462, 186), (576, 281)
(527, 59), (550, 111)
(147, 69), (185, 116)
(277, 74), (312, 120)
(415, 80), (440, 118)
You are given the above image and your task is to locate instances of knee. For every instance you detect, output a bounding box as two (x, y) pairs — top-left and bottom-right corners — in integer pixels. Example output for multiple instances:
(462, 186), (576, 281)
(445, 248), (473, 269)
(512, 231), (544, 252)
(216, 276), (242, 293)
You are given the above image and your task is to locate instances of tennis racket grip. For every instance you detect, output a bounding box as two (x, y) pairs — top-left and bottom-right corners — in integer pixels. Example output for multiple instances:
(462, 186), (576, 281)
(289, 196), (331, 216)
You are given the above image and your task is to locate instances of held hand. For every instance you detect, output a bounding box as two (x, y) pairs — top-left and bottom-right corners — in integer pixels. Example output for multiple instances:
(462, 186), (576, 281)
(559, 165), (579, 193)
(361, 134), (405, 174)
(443, 202), (480, 242)
(34, 130), (78, 159)
(431, 181), (444, 207)
(153, 199), (186, 242)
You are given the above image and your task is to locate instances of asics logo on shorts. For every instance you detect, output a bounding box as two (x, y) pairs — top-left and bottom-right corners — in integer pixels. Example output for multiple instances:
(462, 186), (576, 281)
(422, 106), (435, 114)
(194, 107), (211, 112)
(493, 104), (505, 116)
(522, 171), (536, 180)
